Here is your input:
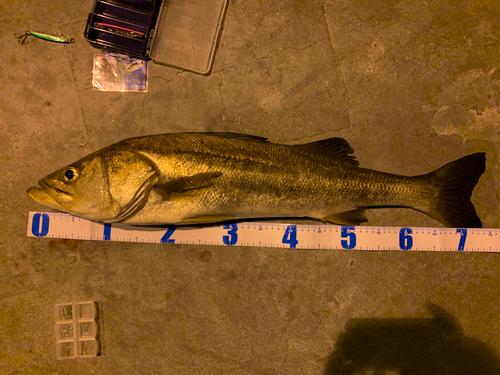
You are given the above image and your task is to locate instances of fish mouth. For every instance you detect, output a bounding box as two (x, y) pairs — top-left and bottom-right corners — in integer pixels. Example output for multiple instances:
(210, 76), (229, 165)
(27, 186), (64, 210)
(27, 180), (75, 209)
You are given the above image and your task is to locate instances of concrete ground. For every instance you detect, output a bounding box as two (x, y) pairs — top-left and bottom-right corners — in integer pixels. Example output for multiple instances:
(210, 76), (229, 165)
(2, 0), (500, 374)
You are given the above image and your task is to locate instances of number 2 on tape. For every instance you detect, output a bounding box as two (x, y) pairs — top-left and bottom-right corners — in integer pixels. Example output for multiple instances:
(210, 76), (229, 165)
(161, 226), (176, 244)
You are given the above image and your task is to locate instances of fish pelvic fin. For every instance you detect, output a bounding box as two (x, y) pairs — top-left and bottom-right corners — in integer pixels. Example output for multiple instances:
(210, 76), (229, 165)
(293, 138), (359, 166)
(427, 153), (486, 228)
(181, 215), (237, 224)
(322, 207), (368, 226)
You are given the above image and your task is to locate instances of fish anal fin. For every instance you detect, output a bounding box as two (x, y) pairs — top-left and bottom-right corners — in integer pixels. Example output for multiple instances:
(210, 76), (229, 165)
(294, 137), (359, 166)
(322, 208), (367, 226)
(181, 215), (237, 224)
(154, 172), (223, 200)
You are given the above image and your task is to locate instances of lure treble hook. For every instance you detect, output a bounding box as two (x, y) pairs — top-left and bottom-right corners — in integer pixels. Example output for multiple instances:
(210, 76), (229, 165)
(17, 31), (31, 45)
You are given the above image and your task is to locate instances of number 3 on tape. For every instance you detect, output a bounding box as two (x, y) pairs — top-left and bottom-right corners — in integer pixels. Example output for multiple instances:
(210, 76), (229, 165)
(223, 224), (238, 246)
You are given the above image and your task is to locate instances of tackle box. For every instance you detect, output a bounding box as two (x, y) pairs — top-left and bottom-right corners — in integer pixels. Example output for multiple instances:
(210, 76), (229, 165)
(84, 0), (228, 74)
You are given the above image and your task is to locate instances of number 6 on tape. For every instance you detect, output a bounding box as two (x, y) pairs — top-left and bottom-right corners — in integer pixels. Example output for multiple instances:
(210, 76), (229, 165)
(399, 228), (413, 250)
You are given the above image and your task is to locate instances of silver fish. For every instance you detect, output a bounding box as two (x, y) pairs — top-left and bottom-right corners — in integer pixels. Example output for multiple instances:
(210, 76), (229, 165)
(27, 132), (486, 228)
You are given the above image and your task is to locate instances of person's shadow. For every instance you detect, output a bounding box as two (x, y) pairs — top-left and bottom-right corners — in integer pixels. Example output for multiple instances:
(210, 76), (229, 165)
(325, 303), (500, 375)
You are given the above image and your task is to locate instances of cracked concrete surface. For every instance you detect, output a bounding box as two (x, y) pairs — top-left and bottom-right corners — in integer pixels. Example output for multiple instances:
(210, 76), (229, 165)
(2, 0), (500, 374)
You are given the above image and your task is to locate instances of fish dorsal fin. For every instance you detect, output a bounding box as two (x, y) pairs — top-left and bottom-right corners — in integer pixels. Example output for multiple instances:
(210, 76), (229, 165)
(293, 137), (359, 166)
(154, 172), (223, 200)
(201, 132), (269, 143)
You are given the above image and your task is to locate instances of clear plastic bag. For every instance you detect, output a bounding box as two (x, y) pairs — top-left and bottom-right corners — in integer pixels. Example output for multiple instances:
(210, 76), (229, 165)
(93, 52), (148, 92)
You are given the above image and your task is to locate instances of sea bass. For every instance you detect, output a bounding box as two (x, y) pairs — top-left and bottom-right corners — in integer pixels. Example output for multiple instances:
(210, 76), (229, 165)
(27, 133), (486, 228)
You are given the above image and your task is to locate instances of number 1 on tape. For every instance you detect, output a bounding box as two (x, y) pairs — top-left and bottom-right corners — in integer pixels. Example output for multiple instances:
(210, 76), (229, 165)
(27, 212), (500, 252)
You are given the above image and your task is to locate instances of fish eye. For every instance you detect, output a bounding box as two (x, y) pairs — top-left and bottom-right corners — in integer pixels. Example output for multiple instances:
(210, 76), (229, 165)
(63, 167), (79, 183)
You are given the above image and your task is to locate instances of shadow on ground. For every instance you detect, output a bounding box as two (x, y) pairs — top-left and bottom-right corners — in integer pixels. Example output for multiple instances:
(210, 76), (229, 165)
(325, 303), (500, 375)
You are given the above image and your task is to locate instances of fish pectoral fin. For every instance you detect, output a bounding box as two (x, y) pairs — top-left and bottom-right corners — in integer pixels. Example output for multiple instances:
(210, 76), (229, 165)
(181, 215), (237, 224)
(322, 208), (368, 226)
(293, 137), (359, 167)
(154, 172), (223, 200)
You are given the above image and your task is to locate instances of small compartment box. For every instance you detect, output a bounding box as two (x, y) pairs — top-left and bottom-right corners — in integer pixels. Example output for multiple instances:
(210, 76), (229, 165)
(54, 302), (100, 360)
(84, 0), (229, 74)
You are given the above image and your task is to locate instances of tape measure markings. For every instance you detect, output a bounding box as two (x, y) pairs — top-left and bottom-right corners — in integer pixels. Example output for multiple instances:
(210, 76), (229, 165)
(27, 212), (500, 252)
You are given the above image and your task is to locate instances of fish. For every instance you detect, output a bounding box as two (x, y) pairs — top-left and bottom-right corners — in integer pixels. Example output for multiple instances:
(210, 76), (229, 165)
(27, 132), (486, 228)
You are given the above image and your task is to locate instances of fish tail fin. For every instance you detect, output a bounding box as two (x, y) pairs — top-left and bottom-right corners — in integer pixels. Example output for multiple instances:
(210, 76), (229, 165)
(426, 153), (486, 228)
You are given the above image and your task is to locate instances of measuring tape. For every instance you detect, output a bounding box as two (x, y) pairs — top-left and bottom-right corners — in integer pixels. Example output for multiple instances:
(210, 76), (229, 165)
(27, 212), (500, 252)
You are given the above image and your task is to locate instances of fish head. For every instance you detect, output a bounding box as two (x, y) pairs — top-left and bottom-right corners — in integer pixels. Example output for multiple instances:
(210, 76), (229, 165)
(27, 149), (158, 222)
